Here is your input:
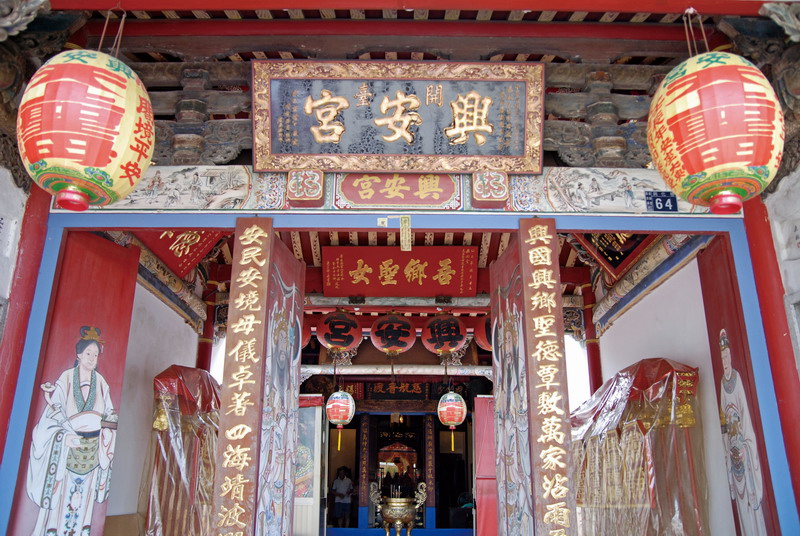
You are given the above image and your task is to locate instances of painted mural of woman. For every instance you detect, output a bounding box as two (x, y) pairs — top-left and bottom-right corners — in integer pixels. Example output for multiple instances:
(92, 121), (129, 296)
(718, 328), (768, 536)
(26, 326), (118, 536)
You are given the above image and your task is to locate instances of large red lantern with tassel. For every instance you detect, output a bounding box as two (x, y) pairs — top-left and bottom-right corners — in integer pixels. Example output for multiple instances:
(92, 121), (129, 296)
(16, 50), (155, 211)
(648, 52), (784, 214)
(370, 314), (415, 356)
(421, 314), (467, 356)
(438, 391), (467, 451)
(316, 311), (361, 353)
(326, 390), (355, 450)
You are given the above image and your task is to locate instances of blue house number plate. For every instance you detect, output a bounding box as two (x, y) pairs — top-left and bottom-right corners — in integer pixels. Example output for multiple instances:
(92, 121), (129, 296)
(645, 191), (678, 212)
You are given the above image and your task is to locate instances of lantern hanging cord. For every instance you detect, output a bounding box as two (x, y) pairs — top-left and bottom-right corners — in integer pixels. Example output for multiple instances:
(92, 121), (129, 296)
(97, 8), (127, 56)
(682, 8), (710, 57)
(111, 11), (127, 58)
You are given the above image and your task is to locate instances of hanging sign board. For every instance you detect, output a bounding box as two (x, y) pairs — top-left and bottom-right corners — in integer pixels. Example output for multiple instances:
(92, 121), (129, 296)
(132, 229), (225, 278)
(572, 232), (659, 281)
(252, 61), (544, 174)
(322, 245), (478, 297)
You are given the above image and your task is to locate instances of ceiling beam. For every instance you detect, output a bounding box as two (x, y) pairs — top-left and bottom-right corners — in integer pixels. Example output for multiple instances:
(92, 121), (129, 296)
(52, 0), (768, 16)
(85, 21), (720, 62)
(84, 18), (717, 40)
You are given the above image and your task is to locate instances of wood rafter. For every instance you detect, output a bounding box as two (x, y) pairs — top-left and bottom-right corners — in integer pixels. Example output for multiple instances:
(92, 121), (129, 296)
(83, 19), (723, 63)
(52, 1), (768, 16)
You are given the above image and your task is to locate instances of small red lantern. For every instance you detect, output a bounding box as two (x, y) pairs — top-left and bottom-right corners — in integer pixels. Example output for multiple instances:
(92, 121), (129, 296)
(16, 50), (155, 211)
(648, 52), (784, 214)
(473, 316), (493, 352)
(421, 314), (467, 356)
(326, 390), (356, 451)
(438, 391), (467, 451)
(316, 311), (361, 353)
(370, 314), (415, 357)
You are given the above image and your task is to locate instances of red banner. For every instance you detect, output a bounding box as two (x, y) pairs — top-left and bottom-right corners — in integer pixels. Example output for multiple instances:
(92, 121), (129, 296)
(334, 173), (461, 209)
(322, 246), (478, 297)
(133, 229), (225, 278)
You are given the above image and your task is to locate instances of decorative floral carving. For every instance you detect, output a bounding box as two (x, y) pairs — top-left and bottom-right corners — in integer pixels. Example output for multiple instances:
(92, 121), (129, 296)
(0, 0), (49, 41)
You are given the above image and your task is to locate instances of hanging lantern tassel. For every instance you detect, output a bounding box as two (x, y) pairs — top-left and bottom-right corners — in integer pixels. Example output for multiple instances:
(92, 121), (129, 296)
(337, 424), (343, 451)
(450, 425), (455, 452)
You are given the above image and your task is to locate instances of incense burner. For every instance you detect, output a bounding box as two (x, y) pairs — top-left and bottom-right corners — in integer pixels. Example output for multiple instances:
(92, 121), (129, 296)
(369, 482), (427, 536)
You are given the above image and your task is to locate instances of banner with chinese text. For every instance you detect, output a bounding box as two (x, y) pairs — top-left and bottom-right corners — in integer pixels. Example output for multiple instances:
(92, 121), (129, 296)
(212, 218), (306, 536)
(490, 219), (575, 536)
(322, 246), (478, 297)
(252, 61), (543, 174)
(133, 229), (225, 278)
(518, 218), (575, 535)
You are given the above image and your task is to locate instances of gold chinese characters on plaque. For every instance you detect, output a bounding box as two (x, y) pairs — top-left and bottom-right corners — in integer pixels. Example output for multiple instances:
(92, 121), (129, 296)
(212, 219), (273, 536)
(252, 61), (543, 174)
(520, 218), (575, 536)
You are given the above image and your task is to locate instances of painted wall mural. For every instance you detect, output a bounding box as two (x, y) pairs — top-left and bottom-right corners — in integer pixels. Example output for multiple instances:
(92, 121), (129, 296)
(255, 261), (305, 536)
(490, 258), (535, 536)
(697, 237), (781, 535)
(10, 232), (140, 536)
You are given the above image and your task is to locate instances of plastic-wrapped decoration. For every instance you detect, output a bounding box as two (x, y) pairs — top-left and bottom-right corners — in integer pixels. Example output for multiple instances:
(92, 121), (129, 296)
(143, 365), (221, 536)
(570, 358), (707, 536)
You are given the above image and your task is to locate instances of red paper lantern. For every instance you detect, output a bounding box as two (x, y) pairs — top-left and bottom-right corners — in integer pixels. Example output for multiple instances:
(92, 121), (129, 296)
(326, 390), (356, 427)
(473, 316), (493, 352)
(421, 314), (467, 355)
(437, 391), (467, 428)
(648, 52), (784, 214)
(301, 319), (312, 349)
(316, 311), (361, 352)
(438, 391), (467, 451)
(370, 314), (416, 356)
(16, 50), (155, 211)
(326, 390), (355, 451)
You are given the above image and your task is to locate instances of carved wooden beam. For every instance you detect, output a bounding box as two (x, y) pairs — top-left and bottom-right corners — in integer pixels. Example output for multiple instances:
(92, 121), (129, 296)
(134, 61), (673, 89)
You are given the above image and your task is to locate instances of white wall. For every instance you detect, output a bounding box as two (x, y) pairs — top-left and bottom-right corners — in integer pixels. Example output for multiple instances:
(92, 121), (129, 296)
(764, 167), (800, 373)
(599, 259), (735, 536)
(0, 169), (28, 304)
(107, 283), (199, 515)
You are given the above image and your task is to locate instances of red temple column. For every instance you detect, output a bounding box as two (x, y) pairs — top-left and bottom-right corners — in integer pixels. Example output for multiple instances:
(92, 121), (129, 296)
(0, 187), (49, 456)
(743, 196), (800, 509)
(196, 278), (219, 372)
(581, 282), (603, 393)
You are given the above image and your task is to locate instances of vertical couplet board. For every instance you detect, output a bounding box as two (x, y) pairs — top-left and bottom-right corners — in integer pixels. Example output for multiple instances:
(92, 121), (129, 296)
(212, 218), (306, 536)
(9, 232), (140, 536)
(490, 218), (575, 536)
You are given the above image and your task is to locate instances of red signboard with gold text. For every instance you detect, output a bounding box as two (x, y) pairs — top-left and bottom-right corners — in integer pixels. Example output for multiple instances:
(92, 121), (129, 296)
(334, 173), (462, 210)
(322, 246), (477, 297)
(133, 229), (225, 278)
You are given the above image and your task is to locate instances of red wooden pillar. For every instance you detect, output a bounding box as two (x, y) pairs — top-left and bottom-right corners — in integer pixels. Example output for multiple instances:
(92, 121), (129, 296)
(743, 196), (800, 510)
(196, 288), (215, 371)
(581, 283), (603, 393)
(0, 187), (49, 456)
(473, 395), (498, 535)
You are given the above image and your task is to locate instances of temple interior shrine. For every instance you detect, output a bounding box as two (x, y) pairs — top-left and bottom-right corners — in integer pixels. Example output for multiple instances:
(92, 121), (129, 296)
(0, 2), (799, 536)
